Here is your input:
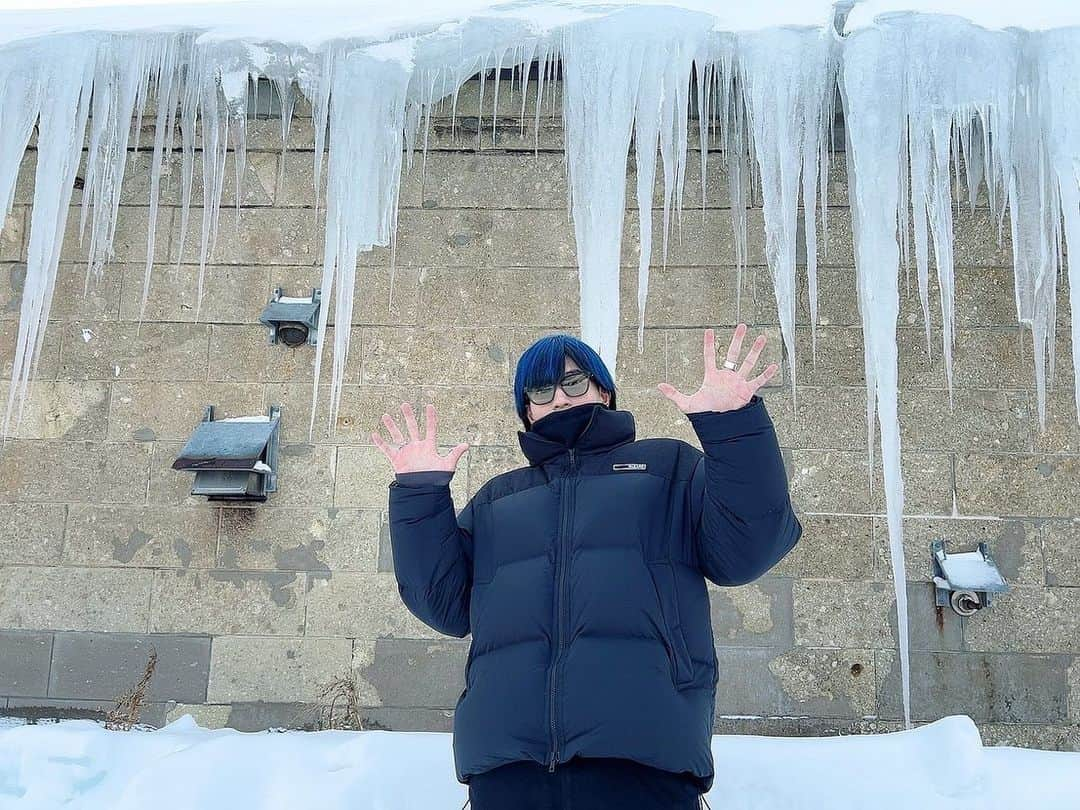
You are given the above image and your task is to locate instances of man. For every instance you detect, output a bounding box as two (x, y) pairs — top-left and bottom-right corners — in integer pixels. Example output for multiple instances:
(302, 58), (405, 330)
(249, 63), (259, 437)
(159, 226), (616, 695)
(373, 324), (802, 810)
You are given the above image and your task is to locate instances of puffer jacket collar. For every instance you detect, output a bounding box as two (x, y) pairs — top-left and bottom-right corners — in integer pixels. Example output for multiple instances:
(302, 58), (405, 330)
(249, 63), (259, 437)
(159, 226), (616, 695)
(517, 402), (636, 466)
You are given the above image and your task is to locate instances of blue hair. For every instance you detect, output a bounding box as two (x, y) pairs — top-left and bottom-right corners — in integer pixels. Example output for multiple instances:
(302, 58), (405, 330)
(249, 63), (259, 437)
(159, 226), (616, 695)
(513, 333), (617, 429)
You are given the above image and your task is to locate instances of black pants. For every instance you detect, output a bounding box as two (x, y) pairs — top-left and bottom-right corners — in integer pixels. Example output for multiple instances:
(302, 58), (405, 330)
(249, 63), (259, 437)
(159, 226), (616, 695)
(466, 756), (703, 810)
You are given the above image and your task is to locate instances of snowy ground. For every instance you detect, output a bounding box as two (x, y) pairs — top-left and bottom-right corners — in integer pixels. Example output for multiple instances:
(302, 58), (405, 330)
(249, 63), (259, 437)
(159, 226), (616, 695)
(0, 713), (1077, 808)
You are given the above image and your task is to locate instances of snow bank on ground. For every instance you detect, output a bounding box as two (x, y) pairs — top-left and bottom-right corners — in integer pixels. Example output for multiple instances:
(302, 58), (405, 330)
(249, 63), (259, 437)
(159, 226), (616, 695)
(0, 713), (1077, 809)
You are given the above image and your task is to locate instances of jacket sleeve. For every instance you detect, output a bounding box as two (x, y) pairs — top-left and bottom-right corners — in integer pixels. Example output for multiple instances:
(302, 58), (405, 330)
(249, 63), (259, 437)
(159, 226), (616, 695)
(686, 394), (802, 587)
(387, 470), (473, 638)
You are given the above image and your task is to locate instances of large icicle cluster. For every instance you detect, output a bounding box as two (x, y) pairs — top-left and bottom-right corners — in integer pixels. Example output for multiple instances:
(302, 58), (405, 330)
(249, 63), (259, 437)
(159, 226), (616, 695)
(3, 0), (1080, 733)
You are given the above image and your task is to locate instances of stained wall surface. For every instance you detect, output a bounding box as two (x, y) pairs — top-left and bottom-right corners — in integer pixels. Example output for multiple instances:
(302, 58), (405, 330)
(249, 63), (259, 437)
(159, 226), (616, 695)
(0, 75), (1077, 750)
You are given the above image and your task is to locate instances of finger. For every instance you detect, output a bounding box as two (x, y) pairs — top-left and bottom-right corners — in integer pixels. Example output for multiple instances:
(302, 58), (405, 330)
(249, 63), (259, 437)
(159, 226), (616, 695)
(703, 328), (717, 373)
(446, 442), (469, 467)
(725, 322), (747, 368)
(371, 430), (394, 460)
(748, 363), (779, 391)
(401, 402), (422, 443)
(424, 403), (437, 443)
(382, 413), (406, 445)
(738, 334), (768, 378)
(657, 382), (691, 411)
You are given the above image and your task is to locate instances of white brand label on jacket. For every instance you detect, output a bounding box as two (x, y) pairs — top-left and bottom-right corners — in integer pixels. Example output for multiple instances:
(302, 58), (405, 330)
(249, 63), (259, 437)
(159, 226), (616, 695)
(612, 463), (647, 471)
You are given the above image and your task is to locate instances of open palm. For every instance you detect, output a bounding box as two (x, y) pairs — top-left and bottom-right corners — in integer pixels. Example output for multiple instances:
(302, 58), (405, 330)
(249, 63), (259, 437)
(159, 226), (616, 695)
(371, 402), (469, 474)
(657, 324), (778, 414)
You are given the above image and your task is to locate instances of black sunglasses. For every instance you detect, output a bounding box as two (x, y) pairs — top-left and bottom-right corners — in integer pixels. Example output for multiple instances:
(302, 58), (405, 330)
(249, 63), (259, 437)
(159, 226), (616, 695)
(525, 370), (595, 406)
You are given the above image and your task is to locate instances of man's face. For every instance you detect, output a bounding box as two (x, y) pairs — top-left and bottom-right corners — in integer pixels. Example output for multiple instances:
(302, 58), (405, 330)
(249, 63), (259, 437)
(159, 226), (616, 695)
(526, 356), (610, 427)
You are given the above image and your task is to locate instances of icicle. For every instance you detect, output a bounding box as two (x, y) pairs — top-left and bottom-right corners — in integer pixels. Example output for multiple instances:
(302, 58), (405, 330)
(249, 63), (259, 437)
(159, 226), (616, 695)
(2, 36), (95, 442)
(737, 25), (836, 421)
(137, 38), (182, 324)
(839, 21), (911, 729)
(560, 7), (705, 373)
(309, 42), (413, 441)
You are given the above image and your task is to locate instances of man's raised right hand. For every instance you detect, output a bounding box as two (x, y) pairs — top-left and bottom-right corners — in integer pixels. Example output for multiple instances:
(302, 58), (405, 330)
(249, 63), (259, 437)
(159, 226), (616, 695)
(371, 402), (469, 474)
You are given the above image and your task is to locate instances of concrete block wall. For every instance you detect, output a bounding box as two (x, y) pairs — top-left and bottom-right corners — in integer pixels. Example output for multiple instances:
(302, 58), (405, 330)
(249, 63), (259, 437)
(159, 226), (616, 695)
(0, 73), (1078, 750)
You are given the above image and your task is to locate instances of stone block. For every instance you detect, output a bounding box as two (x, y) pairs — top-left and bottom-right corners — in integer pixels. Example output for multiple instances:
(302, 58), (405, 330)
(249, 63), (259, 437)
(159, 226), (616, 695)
(59, 321), (210, 381)
(224, 701), (318, 731)
(1, 262), (121, 323)
(304, 572), (446, 639)
(356, 707), (455, 732)
(1044, 519), (1080, 587)
(617, 266), (742, 330)
(896, 388), (1032, 453)
(0, 319), (61, 381)
(978, 722), (1080, 751)
(207, 636), (353, 703)
(48, 631), (211, 703)
(769, 646), (877, 718)
(953, 328), (1073, 391)
(787, 448), (953, 515)
(490, 209), (575, 267)
(360, 209), (493, 267)
(713, 646), (783, 716)
(60, 205), (172, 264)
(0, 631), (52, 697)
(62, 505), (217, 569)
(1032, 389), (1080, 454)
(768, 513), (874, 581)
(1, 208), (25, 262)
(789, 325), (948, 388)
(208, 324), (362, 384)
(0, 566), (151, 632)
(361, 326), (509, 386)
(278, 152), (421, 208)
(793, 579), (962, 651)
(955, 453), (1080, 517)
(217, 507), (379, 572)
(709, 577), (794, 647)
(165, 702), (231, 728)
(0, 440), (150, 504)
(424, 118), (564, 152)
(358, 637), (468, 709)
(421, 151), (566, 209)
(108, 381), (265, 441)
(171, 207), (323, 266)
(0, 381), (108, 440)
(263, 444), (336, 507)
(4, 697), (168, 726)
(963, 586), (1080, 654)
(620, 208), (767, 268)
(149, 569), (306, 635)
(0, 504), (66, 565)
(119, 150), (277, 207)
(411, 384), (521, 448)
(876, 649), (1070, 724)
(119, 264), (269, 324)
(417, 266), (579, 328)
(764, 385), (868, 451)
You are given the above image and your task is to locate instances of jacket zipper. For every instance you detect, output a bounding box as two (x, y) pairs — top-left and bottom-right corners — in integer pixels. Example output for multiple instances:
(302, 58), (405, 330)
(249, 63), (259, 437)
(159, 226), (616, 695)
(548, 446), (576, 772)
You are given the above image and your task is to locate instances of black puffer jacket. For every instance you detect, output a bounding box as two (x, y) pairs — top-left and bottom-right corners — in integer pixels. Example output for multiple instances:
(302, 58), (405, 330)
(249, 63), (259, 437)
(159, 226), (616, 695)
(388, 396), (801, 792)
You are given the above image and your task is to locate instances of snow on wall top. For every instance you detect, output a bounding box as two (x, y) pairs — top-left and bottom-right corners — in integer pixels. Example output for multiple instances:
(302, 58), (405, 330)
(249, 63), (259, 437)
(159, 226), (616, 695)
(845, 0), (1080, 32)
(0, 0), (838, 50)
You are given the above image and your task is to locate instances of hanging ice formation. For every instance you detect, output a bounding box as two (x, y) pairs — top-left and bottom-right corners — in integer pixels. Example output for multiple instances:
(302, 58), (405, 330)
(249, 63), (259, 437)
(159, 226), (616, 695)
(3, 0), (1080, 733)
